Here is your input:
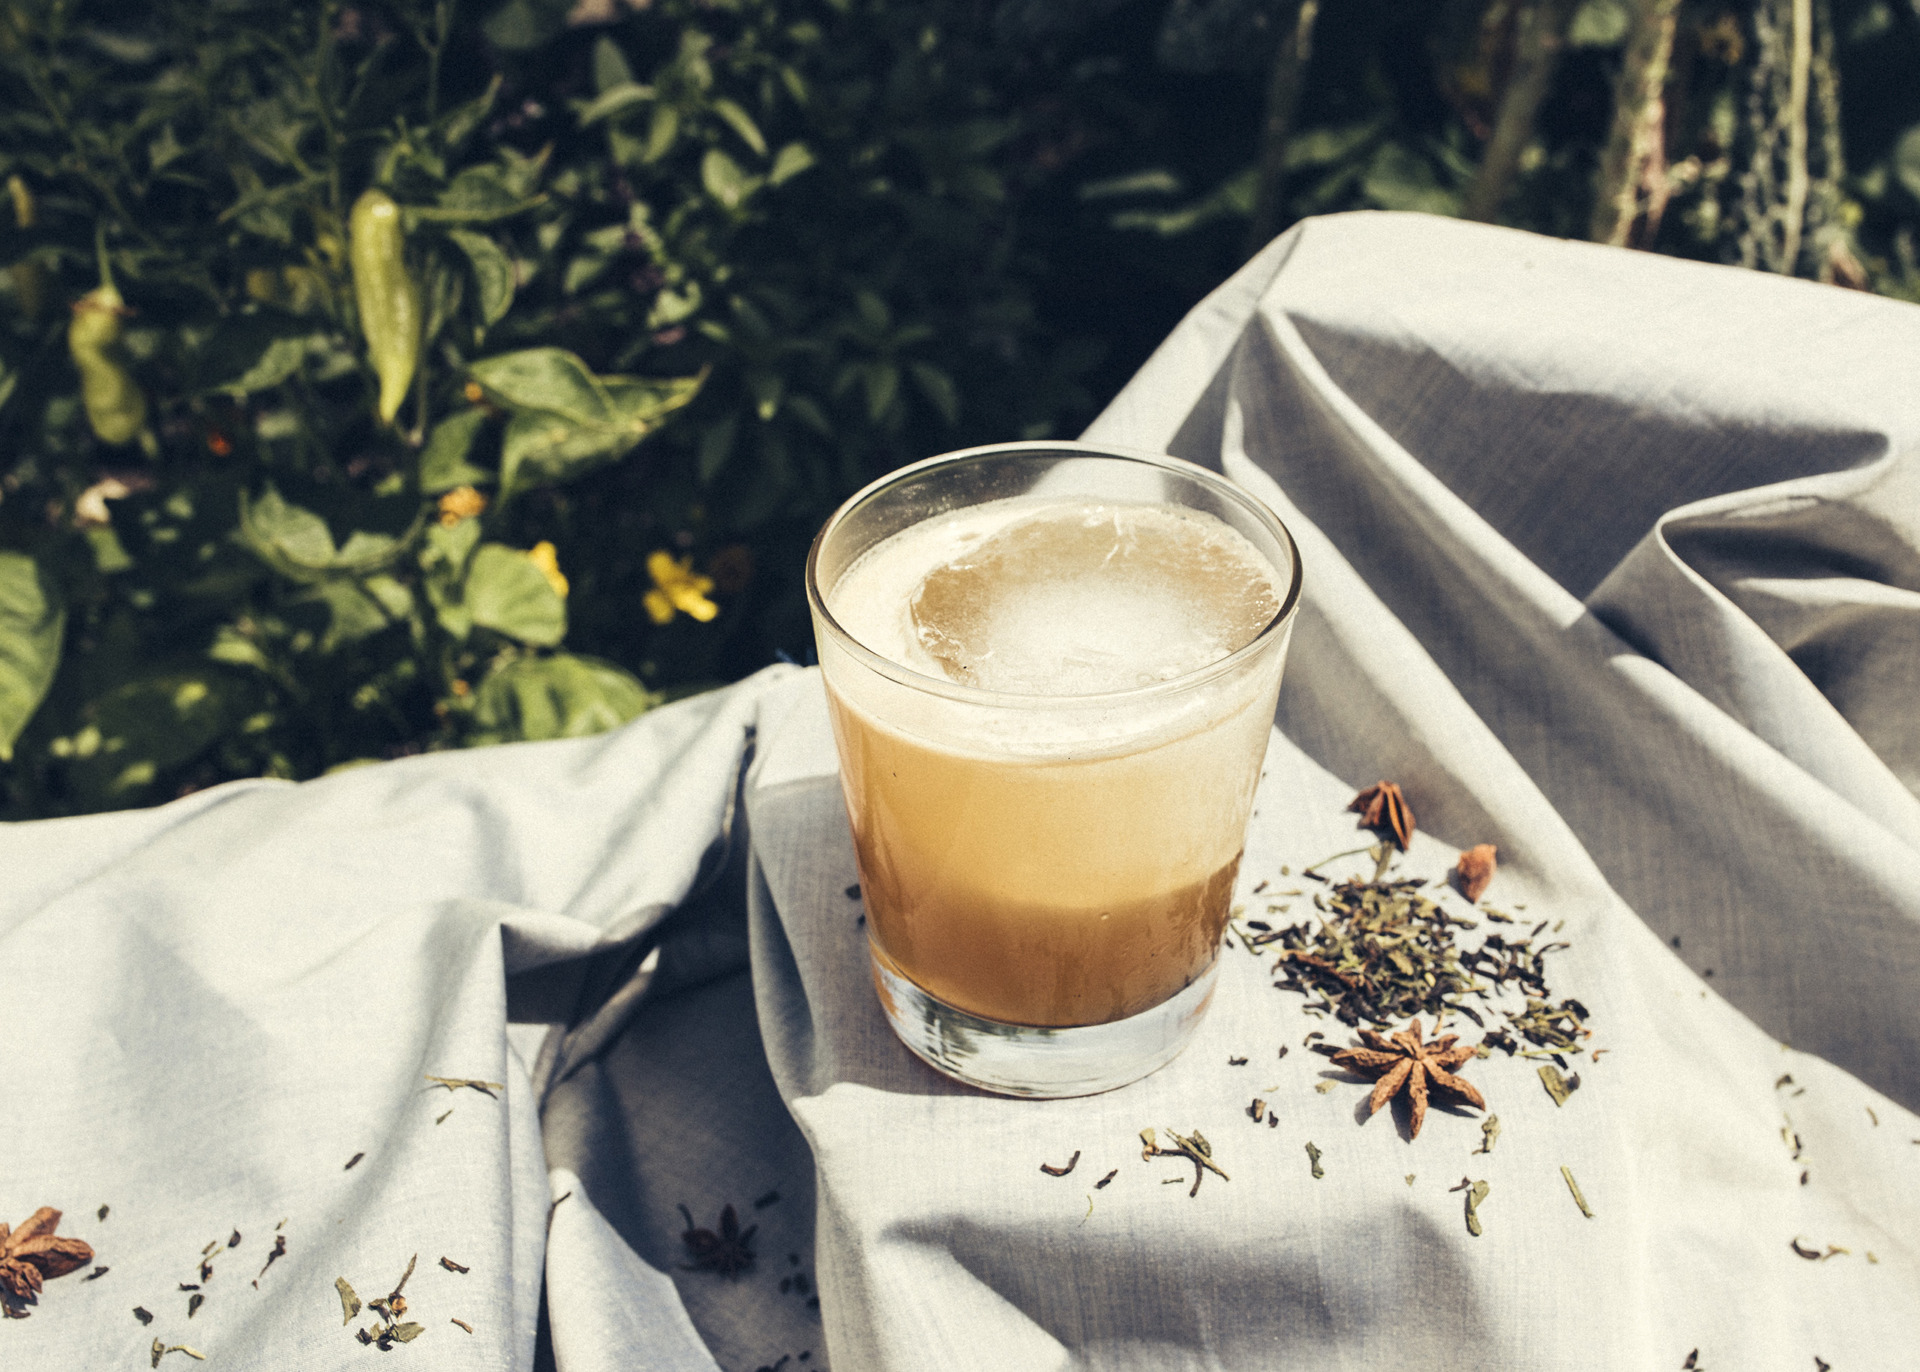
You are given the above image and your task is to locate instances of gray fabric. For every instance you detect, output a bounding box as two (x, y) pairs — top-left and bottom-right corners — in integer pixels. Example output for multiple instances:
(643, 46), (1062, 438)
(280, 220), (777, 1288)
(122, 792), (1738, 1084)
(4, 210), (1916, 1370)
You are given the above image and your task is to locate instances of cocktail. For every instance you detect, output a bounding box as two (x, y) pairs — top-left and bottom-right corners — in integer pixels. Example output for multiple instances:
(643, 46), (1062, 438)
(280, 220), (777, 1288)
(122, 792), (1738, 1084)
(806, 442), (1301, 1096)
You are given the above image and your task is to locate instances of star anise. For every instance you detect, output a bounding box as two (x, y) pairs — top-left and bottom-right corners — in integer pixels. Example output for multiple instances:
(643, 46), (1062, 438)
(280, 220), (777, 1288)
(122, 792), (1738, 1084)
(1331, 1018), (1486, 1139)
(1348, 781), (1415, 851)
(1452, 843), (1497, 902)
(678, 1204), (755, 1277)
(0, 1208), (95, 1315)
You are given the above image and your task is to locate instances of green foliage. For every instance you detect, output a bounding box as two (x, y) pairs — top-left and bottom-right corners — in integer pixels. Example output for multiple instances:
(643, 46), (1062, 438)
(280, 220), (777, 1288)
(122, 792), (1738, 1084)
(2, 0), (1917, 818)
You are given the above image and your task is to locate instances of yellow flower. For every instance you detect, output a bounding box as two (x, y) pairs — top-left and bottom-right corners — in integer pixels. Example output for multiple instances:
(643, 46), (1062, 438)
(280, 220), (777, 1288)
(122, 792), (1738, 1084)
(437, 485), (488, 526)
(528, 540), (569, 598)
(644, 550), (718, 624)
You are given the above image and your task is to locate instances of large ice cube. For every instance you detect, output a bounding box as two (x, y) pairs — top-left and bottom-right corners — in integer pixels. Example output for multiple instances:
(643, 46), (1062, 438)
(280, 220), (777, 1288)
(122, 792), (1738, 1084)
(910, 502), (1279, 694)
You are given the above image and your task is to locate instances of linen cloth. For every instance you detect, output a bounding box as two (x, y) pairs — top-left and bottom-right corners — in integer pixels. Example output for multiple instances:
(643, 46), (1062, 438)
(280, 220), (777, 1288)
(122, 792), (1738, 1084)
(3, 210), (1916, 1370)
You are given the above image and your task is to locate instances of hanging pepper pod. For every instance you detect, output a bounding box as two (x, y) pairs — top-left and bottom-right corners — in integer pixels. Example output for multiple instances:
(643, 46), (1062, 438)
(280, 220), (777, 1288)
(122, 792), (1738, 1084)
(349, 188), (421, 424)
(68, 280), (150, 449)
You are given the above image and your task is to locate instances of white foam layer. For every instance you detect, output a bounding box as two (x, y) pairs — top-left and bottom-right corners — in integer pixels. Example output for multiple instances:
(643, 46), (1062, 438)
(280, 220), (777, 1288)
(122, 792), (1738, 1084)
(829, 498), (1279, 696)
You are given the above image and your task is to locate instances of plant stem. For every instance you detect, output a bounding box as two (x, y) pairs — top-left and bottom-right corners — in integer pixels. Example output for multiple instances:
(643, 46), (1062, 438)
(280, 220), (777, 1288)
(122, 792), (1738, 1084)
(1241, 0), (1320, 262)
(1780, 0), (1813, 272)
(1462, 0), (1578, 224)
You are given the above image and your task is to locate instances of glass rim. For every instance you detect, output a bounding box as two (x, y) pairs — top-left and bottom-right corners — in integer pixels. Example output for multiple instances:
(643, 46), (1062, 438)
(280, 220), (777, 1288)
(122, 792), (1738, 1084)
(805, 440), (1304, 709)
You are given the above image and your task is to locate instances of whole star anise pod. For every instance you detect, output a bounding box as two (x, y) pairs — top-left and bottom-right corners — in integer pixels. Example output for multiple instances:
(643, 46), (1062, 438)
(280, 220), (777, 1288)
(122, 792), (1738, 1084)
(1331, 1019), (1486, 1139)
(677, 1204), (755, 1277)
(0, 1208), (94, 1313)
(1348, 781), (1415, 851)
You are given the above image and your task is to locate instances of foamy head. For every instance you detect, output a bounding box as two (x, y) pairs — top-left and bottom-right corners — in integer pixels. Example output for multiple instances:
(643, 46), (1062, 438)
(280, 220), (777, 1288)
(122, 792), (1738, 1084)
(829, 498), (1280, 696)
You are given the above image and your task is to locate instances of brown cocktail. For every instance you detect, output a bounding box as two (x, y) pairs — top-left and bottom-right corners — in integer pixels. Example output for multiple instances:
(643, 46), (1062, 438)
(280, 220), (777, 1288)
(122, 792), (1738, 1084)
(807, 443), (1300, 1095)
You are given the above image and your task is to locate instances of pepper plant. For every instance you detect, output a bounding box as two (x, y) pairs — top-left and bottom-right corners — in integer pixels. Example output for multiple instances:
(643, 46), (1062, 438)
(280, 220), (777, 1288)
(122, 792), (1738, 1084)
(0, 0), (1105, 816)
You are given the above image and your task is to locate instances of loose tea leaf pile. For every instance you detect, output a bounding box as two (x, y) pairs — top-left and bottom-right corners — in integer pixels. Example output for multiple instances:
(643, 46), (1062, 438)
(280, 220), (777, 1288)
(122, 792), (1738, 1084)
(1242, 783), (1594, 1067)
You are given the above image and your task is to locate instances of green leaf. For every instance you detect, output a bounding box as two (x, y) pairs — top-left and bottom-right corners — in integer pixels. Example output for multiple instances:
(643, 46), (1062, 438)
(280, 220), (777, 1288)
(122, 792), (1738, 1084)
(234, 486), (409, 583)
(579, 82), (654, 127)
(66, 671), (238, 800)
(448, 229), (515, 327)
(471, 653), (658, 743)
(305, 576), (412, 651)
(407, 168), (543, 226)
(0, 552), (64, 762)
(908, 361), (959, 425)
(420, 409), (494, 493)
(701, 149), (759, 211)
(196, 313), (311, 395)
(711, 99), (768, 157)
(465, 543), (566, 645)
(644, 104), (680, 162)
(483, 0), (569, 50)
(769, 142), (815, 186)
(1567, 0), (1632, 47)
(592, 35), (634, 92)
(470, 349), (703, 494)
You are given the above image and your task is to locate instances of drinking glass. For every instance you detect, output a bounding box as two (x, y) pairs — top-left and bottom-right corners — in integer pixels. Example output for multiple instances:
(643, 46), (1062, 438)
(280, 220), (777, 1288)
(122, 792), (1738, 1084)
(806, 441), (1302, 1096)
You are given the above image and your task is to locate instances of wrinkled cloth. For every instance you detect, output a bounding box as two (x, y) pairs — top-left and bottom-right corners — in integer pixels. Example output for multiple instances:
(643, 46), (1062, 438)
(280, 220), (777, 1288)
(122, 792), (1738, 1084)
(4, 211), (1917, 1370)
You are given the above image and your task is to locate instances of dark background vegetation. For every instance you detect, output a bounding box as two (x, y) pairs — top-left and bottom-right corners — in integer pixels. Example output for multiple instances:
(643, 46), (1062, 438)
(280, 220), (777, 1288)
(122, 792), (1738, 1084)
(2, 0), (1916, 817)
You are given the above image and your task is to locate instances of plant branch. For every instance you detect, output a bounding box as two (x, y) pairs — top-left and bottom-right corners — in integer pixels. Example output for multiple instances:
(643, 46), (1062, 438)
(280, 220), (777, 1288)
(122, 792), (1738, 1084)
(1589, 0), (1680, 246)
(1241, 0), (1320, 262)
(1462, 0), (1578, 224)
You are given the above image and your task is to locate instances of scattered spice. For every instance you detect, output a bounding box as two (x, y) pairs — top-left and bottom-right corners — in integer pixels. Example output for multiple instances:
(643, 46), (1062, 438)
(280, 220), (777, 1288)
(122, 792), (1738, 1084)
(1248, 1098), (1266, 1123)
(345, 1152), (366, 1171)
(1040, 1151), (1081, 1177)
(1305, 1142), (1324, 1179)
(1789, 1238), (1822, 1261)
(679, 1205), (756, 1277)
(436, 1110), (453, 1125)
(1539, 1064), (1577, 1107)
(1404, 1174), (1416, 1186)
(227, 1231), (240, 1249)
(1228, 1055), (1248, 1066)
(1815, 1359), (1830, 1372)
(1456, 1178), (1490, 1236)
(1866, 1107), (1878, 1126)
(1348, 781), (1415, 851)
(353, 1254), (424, 1348)
(0, 1208), (95, 1317)
(452, 1317), (473, 1334)
(425, 1075), (503, 1097)
(440, 1256), (470, 1274)
(83, 1266), (108, 1281)
(150, 1341), (205, 1365)
(1682, 1352), (1700, 1370)
(1452, 844), (1497, 902)
(1477, 1115), (1502, 1154)
(1140, 1127), (1228, 1197)
(256, 1233), (287, 1282)
(1095, 1170), (1117, 1190)
(1560, 1165), (1594, 1218)
(134, 1306), (153, 1324)
(97, 1206), (109, 1222)
(1331, 1019), (1486, 1139)
(187, 1292), (204, 1319)
(1276, 1045), (1289, 1060)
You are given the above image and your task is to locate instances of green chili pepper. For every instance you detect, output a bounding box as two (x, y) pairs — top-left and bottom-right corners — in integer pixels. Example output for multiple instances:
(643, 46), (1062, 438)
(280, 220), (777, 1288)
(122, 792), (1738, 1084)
(68, 280), (149, 448)
(349, 188), (421, 424)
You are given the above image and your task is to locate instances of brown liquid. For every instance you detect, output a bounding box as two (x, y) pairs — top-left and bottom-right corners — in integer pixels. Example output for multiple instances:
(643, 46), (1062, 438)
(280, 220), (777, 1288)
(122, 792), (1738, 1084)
(827, 686), (1266, 1027)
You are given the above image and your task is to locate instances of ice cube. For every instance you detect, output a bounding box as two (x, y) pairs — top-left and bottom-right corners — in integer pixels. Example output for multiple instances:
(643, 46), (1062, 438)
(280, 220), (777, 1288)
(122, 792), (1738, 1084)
(910, 502), (1278, 694)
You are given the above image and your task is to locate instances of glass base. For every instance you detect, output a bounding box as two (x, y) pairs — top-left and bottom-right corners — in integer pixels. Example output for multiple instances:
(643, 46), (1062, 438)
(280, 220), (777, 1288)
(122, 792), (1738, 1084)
(869, 948), (1219, 1098)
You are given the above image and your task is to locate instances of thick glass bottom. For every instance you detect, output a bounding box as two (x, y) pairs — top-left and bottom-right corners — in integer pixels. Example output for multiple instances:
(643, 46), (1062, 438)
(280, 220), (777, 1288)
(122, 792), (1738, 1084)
(869, 945), (1219, 1098)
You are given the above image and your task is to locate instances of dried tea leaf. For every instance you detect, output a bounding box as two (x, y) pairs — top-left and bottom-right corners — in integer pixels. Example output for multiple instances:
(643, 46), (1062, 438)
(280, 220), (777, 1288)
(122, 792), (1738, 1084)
(1463, 1179), (1490, 1236)
(337, 1277), (362, 1324)
(1305, 1142), (1324, 1179)
(1477, 1115), (1502, 1154)
(1248, 1098), (1265, 1123)
(187, 1292), (203, 1318)
(451, 1317), (474, 1333)
(1039, 1151), (1080, 1177)
(344, 1152), (365, 1171)
(1538, 1064), (1574, 1107)
(439, 1256), (470, 1274)
(425, 1075), (504, 1097)
(134, 1306), (153, 1324)
(390, 1322), (424, 1343)
(1789, 1237), (1822, 1260)
(1095, 1170), (1117, 1190)
(1560, 1165), (1594, 1218)
(97, 1207), (109, 1222)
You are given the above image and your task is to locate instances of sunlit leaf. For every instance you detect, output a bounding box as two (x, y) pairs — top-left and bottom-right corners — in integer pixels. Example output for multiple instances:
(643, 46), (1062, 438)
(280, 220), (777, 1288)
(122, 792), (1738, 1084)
(448, 229), (515, 327)
(465, 543), (566, 646)
(419, 409), (494, 493)
(470, 653), (659, 743)
(0, 552), (64, 762)
(711, 99), (768, 157)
